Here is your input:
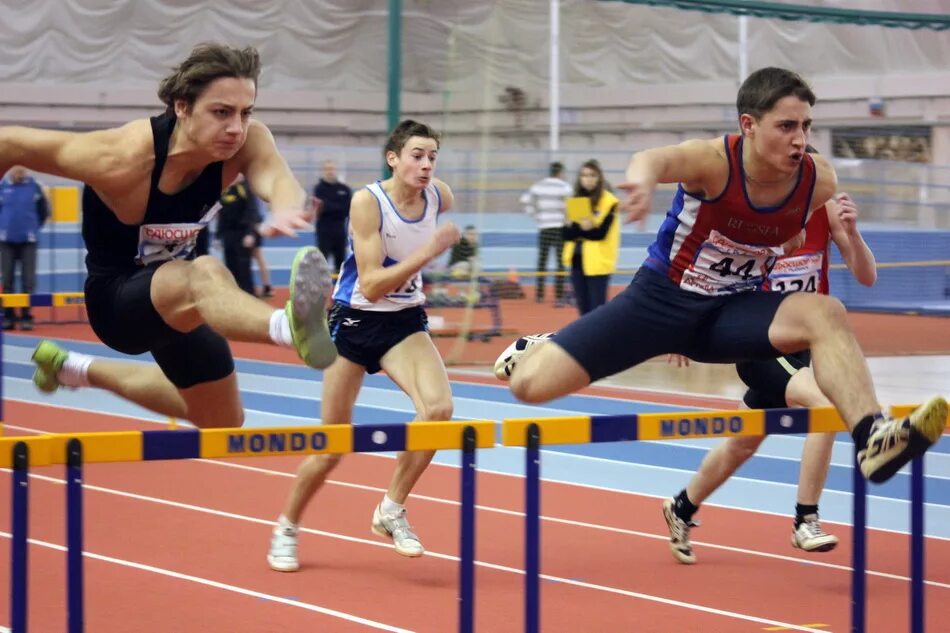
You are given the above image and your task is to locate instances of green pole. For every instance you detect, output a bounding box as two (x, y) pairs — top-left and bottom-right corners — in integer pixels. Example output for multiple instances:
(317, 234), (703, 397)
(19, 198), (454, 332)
(386, 0), (402, 176)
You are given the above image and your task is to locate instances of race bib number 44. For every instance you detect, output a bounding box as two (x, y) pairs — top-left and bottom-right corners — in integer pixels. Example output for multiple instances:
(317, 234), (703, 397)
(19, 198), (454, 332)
(681, 230), (781, 296)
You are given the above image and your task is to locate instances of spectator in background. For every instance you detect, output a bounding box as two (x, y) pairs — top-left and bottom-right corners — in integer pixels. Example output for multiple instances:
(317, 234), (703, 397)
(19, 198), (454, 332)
(216, 177), (260, 296)
(521, 161), (572, 304)
(312, 159), (352, 270)
(250, 206), (273, 298)
(561, 159), (620, 316)
(0, 166), (49, 330)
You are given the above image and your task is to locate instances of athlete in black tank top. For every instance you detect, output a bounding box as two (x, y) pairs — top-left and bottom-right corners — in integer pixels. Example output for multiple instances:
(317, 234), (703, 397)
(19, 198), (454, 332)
(82, 112), (223, 275)
(1, 43), (337, 433)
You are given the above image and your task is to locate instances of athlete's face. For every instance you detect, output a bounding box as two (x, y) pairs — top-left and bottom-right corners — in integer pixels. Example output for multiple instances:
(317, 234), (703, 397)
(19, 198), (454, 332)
(388, 136), (439, 189)
(176, 77), (256, 161)
(741, 95), (812, 175)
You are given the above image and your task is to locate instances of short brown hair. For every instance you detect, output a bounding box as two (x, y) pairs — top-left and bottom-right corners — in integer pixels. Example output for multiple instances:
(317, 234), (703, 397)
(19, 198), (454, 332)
(384, 120), (441, 170)
(737, 67), (815, 121)
(157, 43), (261, 115)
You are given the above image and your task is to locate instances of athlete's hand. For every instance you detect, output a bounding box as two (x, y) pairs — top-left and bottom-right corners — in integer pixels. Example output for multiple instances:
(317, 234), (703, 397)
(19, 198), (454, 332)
(781, 229), (806, 255)
(427, 222), (461, 259)
(666, 354), (690, 368)
(616, 180), (654, 224)
(832, 192), (859, 236)
(260, 208), (312, 237)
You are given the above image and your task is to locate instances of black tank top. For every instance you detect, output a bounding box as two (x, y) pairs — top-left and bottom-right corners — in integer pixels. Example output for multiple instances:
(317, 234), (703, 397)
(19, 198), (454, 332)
(82, 112), (224, 275)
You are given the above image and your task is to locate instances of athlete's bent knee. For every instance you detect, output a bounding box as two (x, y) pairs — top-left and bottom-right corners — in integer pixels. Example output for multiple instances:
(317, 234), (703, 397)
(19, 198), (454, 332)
(510, 372), (547, 404)
(418, 397), (453, 422)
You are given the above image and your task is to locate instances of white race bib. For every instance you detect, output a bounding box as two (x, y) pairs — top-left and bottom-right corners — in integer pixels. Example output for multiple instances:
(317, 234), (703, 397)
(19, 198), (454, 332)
(680, 230), (781, 296)
(768, 252), (822, 294)
(386, 272), (422, 303)
(135, 202), (221, 266)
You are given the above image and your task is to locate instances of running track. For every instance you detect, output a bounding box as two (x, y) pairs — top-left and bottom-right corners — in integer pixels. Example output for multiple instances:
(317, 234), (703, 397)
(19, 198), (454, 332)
(1, 329), (948, 632)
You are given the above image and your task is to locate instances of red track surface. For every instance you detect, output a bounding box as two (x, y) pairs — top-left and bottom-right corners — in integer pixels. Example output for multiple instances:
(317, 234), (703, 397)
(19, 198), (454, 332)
(2, 399), (948, 632)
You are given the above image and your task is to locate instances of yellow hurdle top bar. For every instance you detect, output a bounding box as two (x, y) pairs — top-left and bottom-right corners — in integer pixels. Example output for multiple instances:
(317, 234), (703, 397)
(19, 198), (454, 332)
(0, 421), (496, 468)
(501, 405), (949, 447)
(0, 292), (86, 308)
(2, 405), (947, 466)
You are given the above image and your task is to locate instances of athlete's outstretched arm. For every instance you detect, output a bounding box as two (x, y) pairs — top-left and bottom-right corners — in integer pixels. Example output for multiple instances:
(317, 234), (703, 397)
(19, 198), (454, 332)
(0, 124), (132, 189)
(240, 121), (308, 236)
(827, 193), (877, 286)
(348, 189), (459, 303)
(617, 138), (721, 224)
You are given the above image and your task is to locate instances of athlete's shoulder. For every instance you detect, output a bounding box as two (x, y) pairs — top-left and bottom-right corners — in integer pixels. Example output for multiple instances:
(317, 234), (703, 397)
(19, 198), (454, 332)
(350, 186), (380, 213)
(431, 177), (453, 212)
(809, 153), (837, 210)
(86, 119), (153, 183)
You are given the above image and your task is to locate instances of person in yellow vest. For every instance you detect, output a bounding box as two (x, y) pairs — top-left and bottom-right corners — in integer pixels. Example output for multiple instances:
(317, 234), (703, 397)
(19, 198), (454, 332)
(561, 159), (620, 315)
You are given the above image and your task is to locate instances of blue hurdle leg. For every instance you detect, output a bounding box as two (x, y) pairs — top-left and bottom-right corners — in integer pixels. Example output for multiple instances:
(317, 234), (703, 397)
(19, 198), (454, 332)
(851, 447), (867, 633)
(11, 441), (29, 633)
(910, 456), (924, 633)
(67, 438), (84, 633)
(525, 423), (540, 633)
(458, 425), (477, 633)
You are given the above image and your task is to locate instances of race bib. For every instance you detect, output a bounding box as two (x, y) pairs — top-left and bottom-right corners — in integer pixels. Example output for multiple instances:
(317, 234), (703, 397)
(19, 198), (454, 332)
(767, 252), (822, 294)
(135, 202), (221, 266)
(680, 230), (781, 296)
(385, 272), (423, 303)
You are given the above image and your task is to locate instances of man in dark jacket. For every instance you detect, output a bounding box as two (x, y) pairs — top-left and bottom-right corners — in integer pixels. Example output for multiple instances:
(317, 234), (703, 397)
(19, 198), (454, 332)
(311, 160), (352, 270)
(216, 178), (261, 296)
(0, 166), (49, 329)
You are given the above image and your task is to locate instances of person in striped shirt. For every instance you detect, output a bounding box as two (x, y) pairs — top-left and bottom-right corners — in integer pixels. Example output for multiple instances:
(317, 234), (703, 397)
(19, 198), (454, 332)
(521, 161), (573, 303)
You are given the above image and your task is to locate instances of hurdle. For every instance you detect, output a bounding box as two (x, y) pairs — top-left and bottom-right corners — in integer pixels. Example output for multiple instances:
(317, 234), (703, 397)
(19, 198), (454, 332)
(3, 420), (493, 633)
(503, 405), (949, 633)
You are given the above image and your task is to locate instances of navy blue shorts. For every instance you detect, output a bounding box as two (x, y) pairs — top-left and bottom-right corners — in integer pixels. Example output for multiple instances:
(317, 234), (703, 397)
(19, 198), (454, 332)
(84, 265), (234, 389)
(553, 267), (790, 382)
(737, 350), (811, 409)
(329, 304), (428, 374)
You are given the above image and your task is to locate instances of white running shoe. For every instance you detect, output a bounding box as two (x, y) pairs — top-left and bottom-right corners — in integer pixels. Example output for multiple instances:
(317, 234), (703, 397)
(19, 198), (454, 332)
(791, 515), (839, 553)
(858, 396), (948, 483)
(492, 332), (554, 381)
(371, 504), (424, 558)
(267, 523), (300, 572)
(662, 498), (698, 565)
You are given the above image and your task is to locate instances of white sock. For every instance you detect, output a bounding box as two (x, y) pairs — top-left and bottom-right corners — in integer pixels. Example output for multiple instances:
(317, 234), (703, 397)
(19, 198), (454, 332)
(277, 514), (298, 533)
(380, 494), (405, 516)
(269, 309), (293, 347)
(57, 352), (93, 388)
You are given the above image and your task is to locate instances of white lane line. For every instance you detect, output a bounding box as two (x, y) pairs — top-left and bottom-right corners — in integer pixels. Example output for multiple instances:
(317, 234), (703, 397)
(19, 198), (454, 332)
(0, 531), (412, 632)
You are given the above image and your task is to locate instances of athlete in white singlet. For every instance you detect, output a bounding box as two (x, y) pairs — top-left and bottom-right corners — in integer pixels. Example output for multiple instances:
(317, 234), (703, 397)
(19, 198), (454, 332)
(267, 120), (461, 571)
